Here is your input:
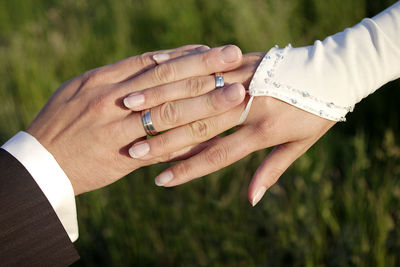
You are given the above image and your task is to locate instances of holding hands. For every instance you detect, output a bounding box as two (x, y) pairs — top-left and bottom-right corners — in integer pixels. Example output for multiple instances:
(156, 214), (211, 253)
(27, 44), (245, 195)
(127, 52), (335, 206)
(4, 3), (399, 264)
(27, 43), (334, 205)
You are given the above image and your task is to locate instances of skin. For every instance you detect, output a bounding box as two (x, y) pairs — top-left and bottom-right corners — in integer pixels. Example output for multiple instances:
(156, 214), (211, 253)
(127, 52), (336, 206)
(27, 44), (247, 195)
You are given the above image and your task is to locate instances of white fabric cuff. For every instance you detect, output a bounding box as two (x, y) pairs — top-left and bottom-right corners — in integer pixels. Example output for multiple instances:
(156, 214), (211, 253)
(1, 131), (78, 242)
(244, 2), (400, 123)
(247, 45), (353, 122)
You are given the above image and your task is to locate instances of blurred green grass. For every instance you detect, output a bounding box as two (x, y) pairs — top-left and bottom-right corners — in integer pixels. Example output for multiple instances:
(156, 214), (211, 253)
(1, 0), (400, 266)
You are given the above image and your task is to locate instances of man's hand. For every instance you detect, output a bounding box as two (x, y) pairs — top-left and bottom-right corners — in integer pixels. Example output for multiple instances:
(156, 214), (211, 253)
(27, 44), (245, 195)
(129, 53), (335, 206)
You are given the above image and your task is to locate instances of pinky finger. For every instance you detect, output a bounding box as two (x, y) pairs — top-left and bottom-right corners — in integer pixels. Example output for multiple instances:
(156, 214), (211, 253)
(248, 142), (308, 207)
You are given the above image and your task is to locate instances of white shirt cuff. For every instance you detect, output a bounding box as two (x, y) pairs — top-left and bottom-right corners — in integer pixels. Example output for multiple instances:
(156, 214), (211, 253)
(1, 131), (78, 242)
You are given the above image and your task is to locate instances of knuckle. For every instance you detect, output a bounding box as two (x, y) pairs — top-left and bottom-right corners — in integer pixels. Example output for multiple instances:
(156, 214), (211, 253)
(205, 92), (220, 112)
(80, 69), (104, 88)
(154, 133), (170, 150)
(141, 51), (153, 58)
(185, 77), (205, 97)
(266, 166), (284, 186)
(89, 93), (110, 114)
(147, 87), (164, 106)
(253, 118), (275, 140)
(159, 102), (180, 125)
(205, 145), (229, 166)
(158, 152), (174, 163)
(137, 53), (155, 67)
(186, 120), (211, 140)
(173, 162), (190, 180)
(200, 52), (212, 69)
(79, 70), (92, 82)
(154, 63), (176, 83)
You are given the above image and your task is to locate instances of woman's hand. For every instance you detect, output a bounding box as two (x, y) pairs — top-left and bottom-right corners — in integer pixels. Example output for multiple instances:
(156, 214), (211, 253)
(129, 52), (335, 206)
(27, 44), (246, 195)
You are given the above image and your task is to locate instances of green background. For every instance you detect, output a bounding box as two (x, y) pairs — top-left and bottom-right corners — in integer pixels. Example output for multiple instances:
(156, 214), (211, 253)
(1, 0), (400, 266)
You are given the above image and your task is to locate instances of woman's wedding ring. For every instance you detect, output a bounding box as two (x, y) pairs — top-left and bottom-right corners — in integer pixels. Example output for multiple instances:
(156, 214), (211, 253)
(215, 73), (224, 88)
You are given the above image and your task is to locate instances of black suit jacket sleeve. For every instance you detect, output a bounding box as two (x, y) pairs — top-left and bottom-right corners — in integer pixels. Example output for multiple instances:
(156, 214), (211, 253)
(0, 149), (79, 266)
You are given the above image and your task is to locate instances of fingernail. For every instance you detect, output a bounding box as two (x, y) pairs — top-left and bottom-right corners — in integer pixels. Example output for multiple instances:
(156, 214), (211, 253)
(129, 142), (150, 158)
(153, 53), (170, 64)
(220, 45), (241, 63)
(223, 84), (243, 102)
(124, 94), (145, 109)
(155, 171), (173, 186)
(252, 186), (266, 207)
(196, 45), (210, 52)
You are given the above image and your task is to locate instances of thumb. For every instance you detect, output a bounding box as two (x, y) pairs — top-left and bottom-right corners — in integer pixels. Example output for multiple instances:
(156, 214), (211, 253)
(248, 142), (306, 207)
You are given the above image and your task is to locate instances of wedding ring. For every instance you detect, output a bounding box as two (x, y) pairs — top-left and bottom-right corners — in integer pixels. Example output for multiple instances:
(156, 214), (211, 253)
(215, 73), (224, 88)
(141, 109), (158, 136)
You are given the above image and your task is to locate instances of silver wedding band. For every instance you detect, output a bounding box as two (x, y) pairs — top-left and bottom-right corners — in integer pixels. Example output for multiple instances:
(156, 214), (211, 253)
(215, 73), (224, 88)
(141, 109), (158, 136)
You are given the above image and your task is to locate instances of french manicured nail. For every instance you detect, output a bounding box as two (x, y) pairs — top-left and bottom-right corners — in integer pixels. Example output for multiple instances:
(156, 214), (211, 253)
(129, 142), (150, 158)
(155, 171), (173, 186)
(196, 45), (211, 52)
(223, 84), (243, 102)
(252, 186), (267, 207)
(220, 45), (241, 63)
(124, 94), (145, 109)
(153, 53), (170, 64)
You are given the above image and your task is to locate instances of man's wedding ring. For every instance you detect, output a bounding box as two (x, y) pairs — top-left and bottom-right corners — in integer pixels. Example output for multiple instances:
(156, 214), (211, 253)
(141, 109), (158, 136)
(215, 73), (224, 88)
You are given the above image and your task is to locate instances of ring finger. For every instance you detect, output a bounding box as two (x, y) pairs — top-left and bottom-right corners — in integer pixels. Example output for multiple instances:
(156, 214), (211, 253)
(123, 83), (246, 141)
(123, 66), (251, 111)
(128, 103), (246, 160)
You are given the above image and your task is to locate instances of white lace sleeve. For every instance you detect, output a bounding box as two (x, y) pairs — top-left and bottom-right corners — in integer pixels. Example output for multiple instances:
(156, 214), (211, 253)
(240, 1), (400, 123)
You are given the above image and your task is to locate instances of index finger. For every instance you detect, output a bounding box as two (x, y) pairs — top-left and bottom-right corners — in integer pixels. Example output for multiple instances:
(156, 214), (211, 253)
(154, 127), (256, 187)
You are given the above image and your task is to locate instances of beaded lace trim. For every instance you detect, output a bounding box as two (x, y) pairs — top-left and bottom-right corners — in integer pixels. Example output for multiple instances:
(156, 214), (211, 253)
(238, 45), (354, 124)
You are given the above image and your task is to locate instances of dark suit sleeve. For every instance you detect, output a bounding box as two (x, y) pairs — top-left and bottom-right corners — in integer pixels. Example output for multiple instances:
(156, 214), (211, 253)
(0, 149), (79, 266)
